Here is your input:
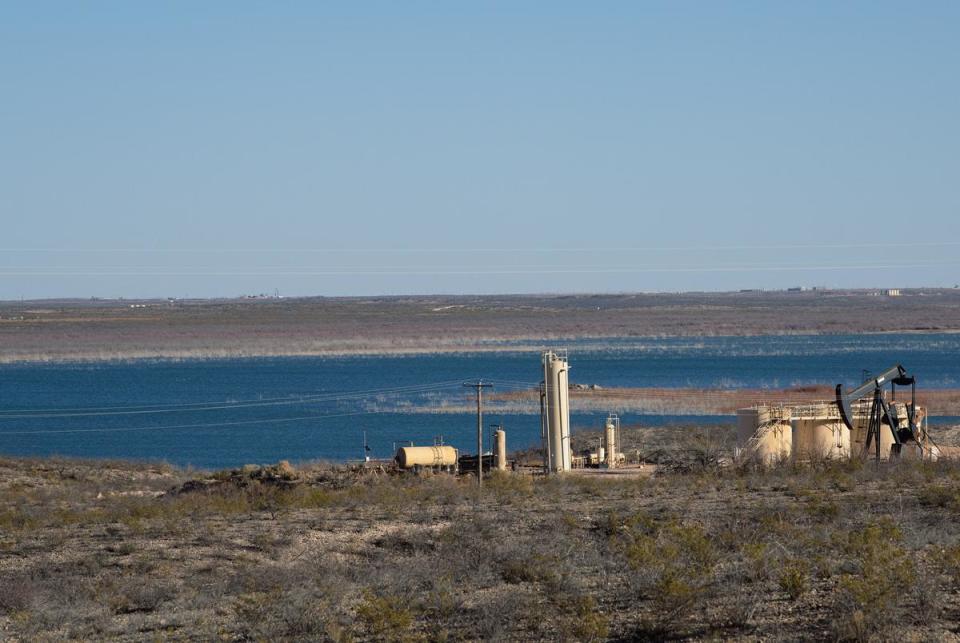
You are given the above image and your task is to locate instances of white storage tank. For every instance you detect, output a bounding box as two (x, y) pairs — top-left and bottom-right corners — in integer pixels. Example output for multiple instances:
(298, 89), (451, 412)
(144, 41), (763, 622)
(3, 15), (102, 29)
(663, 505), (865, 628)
(736, 406), (792, 465)
(542, 350), (572, 472)
(791, 403), (850, 461)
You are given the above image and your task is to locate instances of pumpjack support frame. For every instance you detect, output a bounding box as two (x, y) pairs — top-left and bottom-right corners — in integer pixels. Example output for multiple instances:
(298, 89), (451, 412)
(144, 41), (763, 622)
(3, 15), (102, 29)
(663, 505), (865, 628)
(835, 365), (919, 461)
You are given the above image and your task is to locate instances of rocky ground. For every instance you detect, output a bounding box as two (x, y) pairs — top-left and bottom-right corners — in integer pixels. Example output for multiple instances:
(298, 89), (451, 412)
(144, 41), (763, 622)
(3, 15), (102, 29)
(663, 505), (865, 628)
(5, 427), (960, 641)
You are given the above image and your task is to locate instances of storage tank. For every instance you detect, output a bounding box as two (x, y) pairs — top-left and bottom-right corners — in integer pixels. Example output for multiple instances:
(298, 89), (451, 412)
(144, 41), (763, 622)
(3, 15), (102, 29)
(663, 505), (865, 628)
(736, 406), (792, 465)
(849, 400), (898, 460)
(791, 404), (850, 461)
(542, 350), (572, 472)
(395, 445), (458, 469)
(494, 429), (507, 471)
(603, 414), (620, 469)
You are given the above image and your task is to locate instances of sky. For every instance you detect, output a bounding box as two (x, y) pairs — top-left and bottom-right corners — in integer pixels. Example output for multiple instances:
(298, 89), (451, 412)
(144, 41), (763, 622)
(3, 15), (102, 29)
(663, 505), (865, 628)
(1, 2), (958, 299)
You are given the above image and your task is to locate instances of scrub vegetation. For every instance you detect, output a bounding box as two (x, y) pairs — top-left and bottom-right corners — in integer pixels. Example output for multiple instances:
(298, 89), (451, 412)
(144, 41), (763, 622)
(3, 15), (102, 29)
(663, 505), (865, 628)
(4, 436), (960, 641)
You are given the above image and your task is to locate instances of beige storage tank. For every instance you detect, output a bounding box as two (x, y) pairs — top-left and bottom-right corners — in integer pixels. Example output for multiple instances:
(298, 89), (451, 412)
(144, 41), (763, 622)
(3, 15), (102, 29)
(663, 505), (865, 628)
(395, 445), (458, 469)
(849, 400), (899, 460)
(791, 403), (850, 461)
(543, 350), (572, 472)
(736, 406), (792, 465)
(494, 429), (507, 471)
(854, 402), (931, 461)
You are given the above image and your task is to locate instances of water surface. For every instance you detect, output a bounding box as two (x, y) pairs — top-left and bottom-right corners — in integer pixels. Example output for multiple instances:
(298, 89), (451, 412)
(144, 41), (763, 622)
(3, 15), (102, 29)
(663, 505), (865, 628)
(1, 334), (957, 468)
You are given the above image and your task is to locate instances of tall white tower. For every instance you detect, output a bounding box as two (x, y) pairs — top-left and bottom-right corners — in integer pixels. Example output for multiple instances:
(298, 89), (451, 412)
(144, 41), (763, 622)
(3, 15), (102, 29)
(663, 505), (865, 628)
(542, 350), (571, 472)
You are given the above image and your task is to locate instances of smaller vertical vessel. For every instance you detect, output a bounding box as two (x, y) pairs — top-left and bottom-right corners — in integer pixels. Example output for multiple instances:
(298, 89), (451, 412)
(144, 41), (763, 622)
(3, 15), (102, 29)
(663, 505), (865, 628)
(494, 428), (507, 471)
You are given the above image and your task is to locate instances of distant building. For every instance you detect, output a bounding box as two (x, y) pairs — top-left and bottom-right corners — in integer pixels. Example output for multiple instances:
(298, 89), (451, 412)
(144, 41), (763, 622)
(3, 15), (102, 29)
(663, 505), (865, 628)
(885, 289), (901, 297)
(787, 287), (804, 293)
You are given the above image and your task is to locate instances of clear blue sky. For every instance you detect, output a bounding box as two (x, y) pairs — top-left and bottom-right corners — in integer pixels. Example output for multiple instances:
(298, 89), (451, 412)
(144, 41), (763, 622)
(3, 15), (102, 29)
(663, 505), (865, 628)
(2, 2), (958, 299)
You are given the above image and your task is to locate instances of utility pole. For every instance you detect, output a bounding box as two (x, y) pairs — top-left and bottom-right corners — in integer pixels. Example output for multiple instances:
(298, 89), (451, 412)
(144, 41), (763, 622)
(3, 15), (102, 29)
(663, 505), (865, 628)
(463, 380), (492, 487)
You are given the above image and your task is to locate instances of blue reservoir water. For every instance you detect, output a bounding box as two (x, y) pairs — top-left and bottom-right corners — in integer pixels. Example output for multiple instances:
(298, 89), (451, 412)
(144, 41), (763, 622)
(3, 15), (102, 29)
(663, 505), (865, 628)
(0, 334), (958, 469)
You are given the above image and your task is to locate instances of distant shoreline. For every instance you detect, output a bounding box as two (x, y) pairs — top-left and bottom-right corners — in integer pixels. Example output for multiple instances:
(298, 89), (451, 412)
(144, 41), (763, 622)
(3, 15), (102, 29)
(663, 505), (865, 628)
(1, 328), (960, 366)
(2, 291), (959, 364)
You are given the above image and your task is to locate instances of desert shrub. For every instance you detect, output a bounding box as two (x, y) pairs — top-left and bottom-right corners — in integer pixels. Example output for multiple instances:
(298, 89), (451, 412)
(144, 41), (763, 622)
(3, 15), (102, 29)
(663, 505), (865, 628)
(616, 516), (718, 634)
(720, 581), (763, 631)
(556, 595), (609, 642)
(251, 530), (295, 557)
(833, 518), (917, 640)
(473, 591), (531, 641)
(777, 559), (809, 600)
(0, 574), (35, 614)
(484, 470), (533, 501)
(802, 495), (840, 521)
(290, 486), (336, 508)
(100, 577), (176, 614)
(942, 543), (960, 582)
(105, 540), (137, 556)
(918, 483), (960, 510)
(355, 590), (414, 641)
(500, 552), (560, 586)
(435, 518), (501, 584)
(909, 566), (943, 626)
(0, 505), (36, 532)
(418, 575), (459, 620)
(740, 542), (770, 581)
(234, 587), (336, 641)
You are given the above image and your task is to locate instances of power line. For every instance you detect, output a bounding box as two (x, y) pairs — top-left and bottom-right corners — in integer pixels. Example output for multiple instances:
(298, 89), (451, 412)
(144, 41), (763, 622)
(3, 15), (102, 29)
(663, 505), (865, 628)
(3, 241), (960, 253)
(6, 258), (960, 272)
(0, 409), (382, 436)
(2, 259), (958, 277)
(0, 380), (466, 418)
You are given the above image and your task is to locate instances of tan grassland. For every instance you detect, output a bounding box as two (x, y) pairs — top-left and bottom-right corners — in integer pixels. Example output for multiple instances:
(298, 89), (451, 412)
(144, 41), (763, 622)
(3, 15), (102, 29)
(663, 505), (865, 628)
(4, 424), (960, 641)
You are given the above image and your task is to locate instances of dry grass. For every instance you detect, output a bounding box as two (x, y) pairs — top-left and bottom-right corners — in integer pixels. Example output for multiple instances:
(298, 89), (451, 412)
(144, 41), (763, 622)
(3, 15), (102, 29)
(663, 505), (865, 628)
(3, 452), (960, 640)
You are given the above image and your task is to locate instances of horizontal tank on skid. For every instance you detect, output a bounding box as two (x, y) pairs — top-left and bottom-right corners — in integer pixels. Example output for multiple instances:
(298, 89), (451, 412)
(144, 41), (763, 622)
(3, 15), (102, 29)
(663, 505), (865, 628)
(395, 445), (458, 471)
(791, 403), (850, 461)
(736, 406), (792, 465)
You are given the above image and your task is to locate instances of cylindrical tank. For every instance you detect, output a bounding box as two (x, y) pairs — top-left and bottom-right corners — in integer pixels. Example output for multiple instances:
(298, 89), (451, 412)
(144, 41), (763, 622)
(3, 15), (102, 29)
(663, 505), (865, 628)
(791, 404), (850, 461)
(543, 350), (572, 472)
(494, 429), (507, 471)
(849, 403), (898, 461)
(603, 418), (618, 468)
(395, 445), (458, 469)
(736, 406), (792, 465)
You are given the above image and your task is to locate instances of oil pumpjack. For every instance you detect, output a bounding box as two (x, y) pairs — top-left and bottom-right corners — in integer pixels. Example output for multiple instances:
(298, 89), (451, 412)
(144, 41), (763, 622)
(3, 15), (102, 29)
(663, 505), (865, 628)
(835, 365), (921, 461)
